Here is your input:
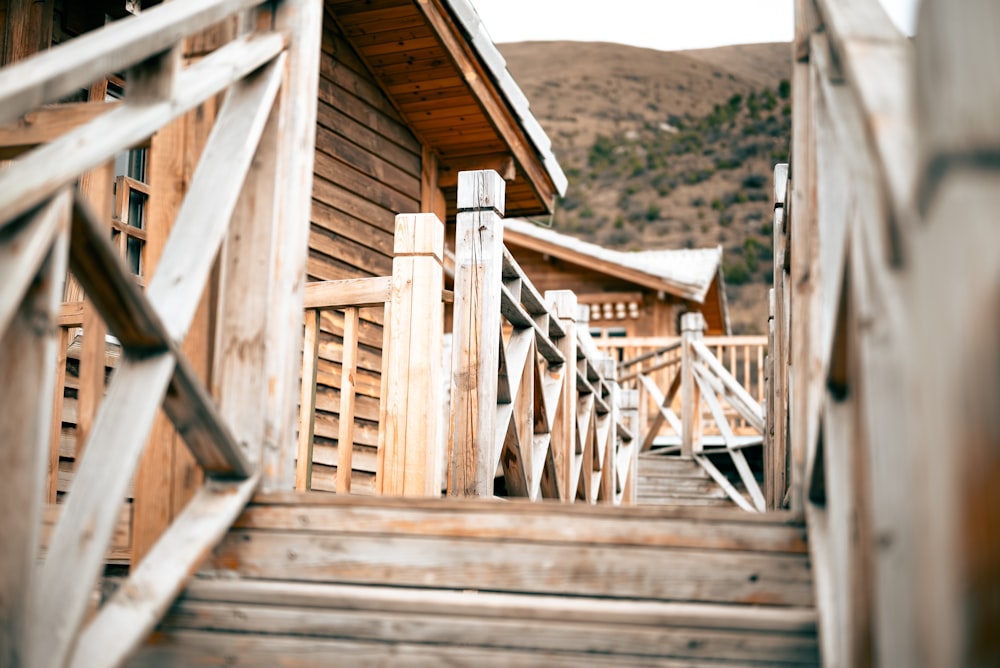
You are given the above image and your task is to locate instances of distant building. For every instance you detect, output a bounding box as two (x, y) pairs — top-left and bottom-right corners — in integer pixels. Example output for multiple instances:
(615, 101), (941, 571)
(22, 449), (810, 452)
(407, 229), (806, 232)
(503, 219), (730, 337)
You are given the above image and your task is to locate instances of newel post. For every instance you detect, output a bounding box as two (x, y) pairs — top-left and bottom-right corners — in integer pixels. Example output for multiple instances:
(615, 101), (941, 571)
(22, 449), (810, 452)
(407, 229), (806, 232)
(680, 312), (705, 457)
(449, 170), (505, 497)
(378, 213), (445, 496)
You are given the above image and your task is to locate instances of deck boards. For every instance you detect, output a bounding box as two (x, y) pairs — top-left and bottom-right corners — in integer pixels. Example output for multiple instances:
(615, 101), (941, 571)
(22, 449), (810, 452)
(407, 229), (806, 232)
(141, 494), (819, 666)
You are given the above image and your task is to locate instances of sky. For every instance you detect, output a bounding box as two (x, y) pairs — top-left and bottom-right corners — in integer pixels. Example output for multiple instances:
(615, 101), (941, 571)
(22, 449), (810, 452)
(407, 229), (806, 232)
(465, 0), (919, 52)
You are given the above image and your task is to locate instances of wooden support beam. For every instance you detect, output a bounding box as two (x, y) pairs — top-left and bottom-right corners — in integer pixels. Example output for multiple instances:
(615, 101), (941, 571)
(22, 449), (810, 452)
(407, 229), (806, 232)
(0, 193), (68, 667)
(448, 170), (505, 497)
(256, 0), (324, 490)
(680, 312), (704, 457)
(0, 0), (267, 125)
(379, 213), (445, 496)
(0, 30), (287, 229)
(546, 290), (577, 502)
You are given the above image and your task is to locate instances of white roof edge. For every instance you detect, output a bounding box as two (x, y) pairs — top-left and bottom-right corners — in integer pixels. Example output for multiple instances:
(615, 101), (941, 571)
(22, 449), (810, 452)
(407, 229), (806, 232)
(503, 219), (724, 304)
(442, 0), (568, 198)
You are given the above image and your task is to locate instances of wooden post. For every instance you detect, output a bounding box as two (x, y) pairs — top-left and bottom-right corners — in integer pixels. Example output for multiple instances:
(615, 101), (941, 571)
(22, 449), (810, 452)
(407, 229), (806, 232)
(680, 312), (705, 457)
(545, 290), (577, 502)
(448, 170), (505, 497)
(0, 194), (68, 667)
(597, 355), (617, 504)
(378, 213), (445, 497)
(620, 387), (640, 505)
(258, 0), (323, 491)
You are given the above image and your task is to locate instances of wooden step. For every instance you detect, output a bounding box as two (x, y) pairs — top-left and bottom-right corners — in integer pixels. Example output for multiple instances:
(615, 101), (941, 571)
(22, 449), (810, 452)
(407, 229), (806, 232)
(139, 494), (817, 666)
(196, 494), (812, 607)
(638, 476), (724, 494)
(134, 580), (820, 666)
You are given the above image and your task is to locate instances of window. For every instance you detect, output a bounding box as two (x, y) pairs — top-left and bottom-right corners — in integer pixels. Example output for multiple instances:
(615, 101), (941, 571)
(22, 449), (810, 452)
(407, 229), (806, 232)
(107, 80), (150, 282)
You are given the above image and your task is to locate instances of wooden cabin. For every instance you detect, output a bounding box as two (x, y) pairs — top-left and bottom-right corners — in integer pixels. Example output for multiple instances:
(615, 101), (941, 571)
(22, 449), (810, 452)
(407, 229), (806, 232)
(502, 219), (730, 337)
(0, 0), (565, 564)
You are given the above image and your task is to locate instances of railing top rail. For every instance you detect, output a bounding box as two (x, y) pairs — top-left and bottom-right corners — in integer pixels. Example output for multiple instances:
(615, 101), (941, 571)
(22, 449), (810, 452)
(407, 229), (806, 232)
(0, 0), (266, 127)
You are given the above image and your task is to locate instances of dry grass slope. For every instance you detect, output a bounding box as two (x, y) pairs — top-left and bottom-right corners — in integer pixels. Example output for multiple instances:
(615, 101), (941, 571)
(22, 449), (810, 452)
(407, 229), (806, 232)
(500, 41), (792, 333)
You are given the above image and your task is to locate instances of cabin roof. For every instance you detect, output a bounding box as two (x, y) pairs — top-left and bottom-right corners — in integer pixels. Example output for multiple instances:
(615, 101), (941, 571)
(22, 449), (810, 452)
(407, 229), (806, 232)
(328, 0), (566, 220)
(504, 219), (723, 302)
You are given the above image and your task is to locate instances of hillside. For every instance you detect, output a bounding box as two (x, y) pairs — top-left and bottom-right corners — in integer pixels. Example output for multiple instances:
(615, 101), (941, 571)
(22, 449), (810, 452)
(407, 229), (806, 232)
(499, 41), (792, 333)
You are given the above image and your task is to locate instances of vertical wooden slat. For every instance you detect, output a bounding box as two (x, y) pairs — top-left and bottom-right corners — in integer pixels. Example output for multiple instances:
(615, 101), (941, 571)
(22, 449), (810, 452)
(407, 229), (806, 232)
(46, 325), (67, 503)
(546, 290), (577, 502)
(335, 307), (359, 494)
(74, 159), (114, 459)
(295, 308), (320, 492)
(258, 0), (323, 491)
(378, 213), (445, 497)
(448, 170), (506, 497)
(0, 194), (68, 667)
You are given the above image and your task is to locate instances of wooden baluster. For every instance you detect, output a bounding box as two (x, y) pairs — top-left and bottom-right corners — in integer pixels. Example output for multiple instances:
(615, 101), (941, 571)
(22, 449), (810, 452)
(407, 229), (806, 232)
(379, 213), (445, 497)
(295, 308), (320, 492)
(680, 312), (705, 457)
(336, 307), (360, 494)
(546, 290), (578, 502)
(448, 170), (505, 497)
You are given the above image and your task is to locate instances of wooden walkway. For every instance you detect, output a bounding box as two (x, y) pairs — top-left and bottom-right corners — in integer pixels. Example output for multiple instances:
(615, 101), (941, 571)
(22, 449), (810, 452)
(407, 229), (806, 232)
(135, 494), (818, 666)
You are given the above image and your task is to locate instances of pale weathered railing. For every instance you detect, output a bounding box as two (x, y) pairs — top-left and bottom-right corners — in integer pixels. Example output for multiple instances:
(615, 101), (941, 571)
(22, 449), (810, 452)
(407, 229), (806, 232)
(0, 1), (321, 666)
(610, 315), (766, 511)
(777, 0), (1000, 664)
(608, 333), (767, 439)
(449, 170), (635, 504)
(295, 213), (446, 497)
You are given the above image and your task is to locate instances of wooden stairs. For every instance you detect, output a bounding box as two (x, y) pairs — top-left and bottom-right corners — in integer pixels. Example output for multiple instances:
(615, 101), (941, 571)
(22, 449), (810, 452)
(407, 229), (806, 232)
(132, 494), (819, 666)
(637, 453), (739, 509)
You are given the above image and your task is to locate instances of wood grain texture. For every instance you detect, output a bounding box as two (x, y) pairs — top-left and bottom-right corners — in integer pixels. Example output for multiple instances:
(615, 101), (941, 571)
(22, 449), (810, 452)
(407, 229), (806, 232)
(0, 193), (67, 667)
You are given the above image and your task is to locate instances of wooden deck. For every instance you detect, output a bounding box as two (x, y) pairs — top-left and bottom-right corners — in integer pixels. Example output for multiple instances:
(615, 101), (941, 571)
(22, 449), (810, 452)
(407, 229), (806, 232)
(134, 493), (818, 666)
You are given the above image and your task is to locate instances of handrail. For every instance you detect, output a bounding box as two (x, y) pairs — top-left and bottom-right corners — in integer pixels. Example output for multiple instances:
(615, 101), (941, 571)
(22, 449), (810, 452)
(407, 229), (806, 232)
(0, 2), (322, 666)
(448, 170), (635, 504)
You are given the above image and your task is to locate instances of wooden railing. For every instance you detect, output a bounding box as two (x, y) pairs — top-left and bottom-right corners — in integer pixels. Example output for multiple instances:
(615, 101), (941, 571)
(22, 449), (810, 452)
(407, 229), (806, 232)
(295, 213), (446, 497)
(609, 316), (766, 511)
(609, 333), (767, 437)
(0, 1), (321, 666)
(449, 171), (635, 504)
(776, 0), (1000, 664)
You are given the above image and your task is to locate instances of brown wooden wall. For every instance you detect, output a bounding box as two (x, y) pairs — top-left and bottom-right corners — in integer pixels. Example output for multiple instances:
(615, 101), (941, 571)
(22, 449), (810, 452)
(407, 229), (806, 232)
(306, 13), (423, 494)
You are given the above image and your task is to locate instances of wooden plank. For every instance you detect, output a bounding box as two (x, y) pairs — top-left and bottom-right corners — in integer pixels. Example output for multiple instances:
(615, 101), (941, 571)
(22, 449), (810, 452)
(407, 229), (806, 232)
(0, 0), (265, 125)
(0, 191), (69, 336)
(135, 629), (815, 667)
(546, 291), (578, 501)
(208, 529), (815, 606)
(695, 455), (756, 513)
(378, 213), (445, 496)
(296, 310), (321, 492)
(691, 340), (765, 433)
(181, 579), (819, 632)
(303, 276), (391, 309)
(149, 53), (285, 342)
(159, 596), (819, 663)
(0, 101), (118, 159)
(30, 353), (177, 668)
(448, 171), (505, 496)
(257, 0), (324, 490)
(70, 475), (260, 668)
(0, 196), (67, 667)
(235, 496), (808, 552)
(335, 307), (360, 493)
(0, 30), (287, 229)
(680, 313), (704, 457)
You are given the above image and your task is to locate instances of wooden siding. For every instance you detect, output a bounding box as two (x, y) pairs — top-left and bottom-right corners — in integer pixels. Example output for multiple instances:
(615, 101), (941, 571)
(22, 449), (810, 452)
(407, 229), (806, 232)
(306, 14), (422, 494)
